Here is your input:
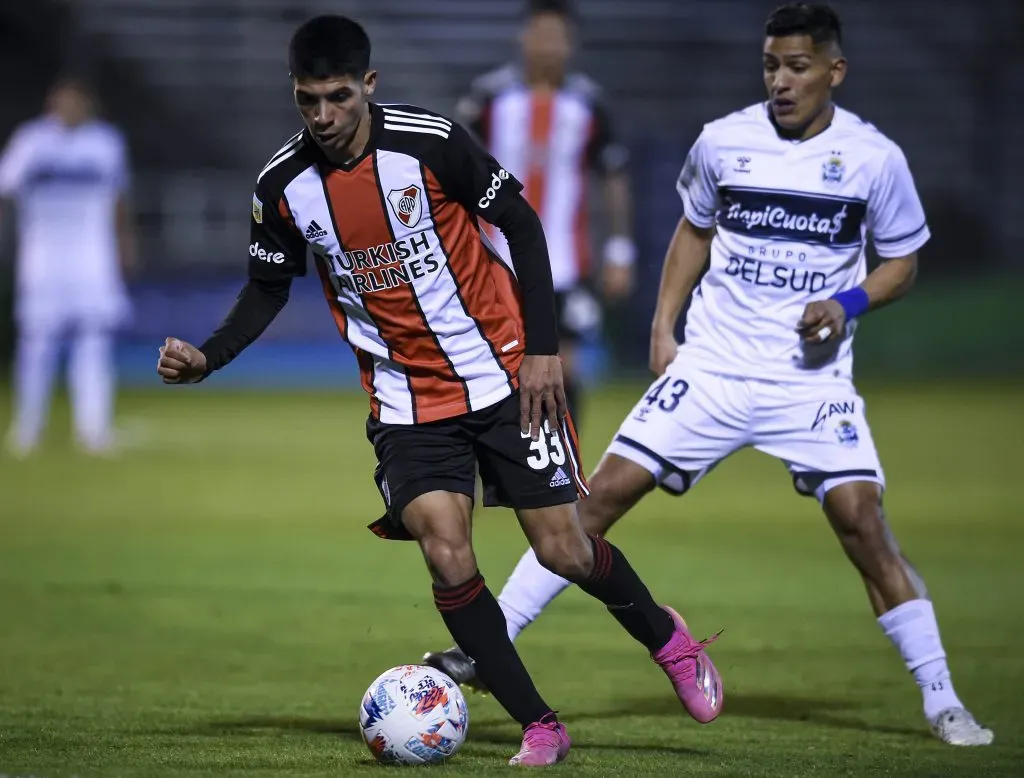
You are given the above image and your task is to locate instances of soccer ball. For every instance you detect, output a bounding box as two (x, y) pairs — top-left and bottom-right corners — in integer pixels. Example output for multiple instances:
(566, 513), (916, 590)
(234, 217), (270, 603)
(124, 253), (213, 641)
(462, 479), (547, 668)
(359, 664), (469, 765)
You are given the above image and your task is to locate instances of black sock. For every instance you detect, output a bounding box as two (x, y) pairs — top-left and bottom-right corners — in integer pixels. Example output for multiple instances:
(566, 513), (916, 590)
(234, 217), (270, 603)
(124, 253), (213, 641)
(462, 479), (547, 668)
(564, 375), (582, 431)
(575, 535), (675, 653)
(434, 572), (555, 728)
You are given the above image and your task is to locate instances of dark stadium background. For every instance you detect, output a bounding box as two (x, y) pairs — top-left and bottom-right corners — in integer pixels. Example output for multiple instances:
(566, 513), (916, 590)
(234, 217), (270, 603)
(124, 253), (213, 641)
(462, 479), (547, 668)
(2, 0), (1021, 382)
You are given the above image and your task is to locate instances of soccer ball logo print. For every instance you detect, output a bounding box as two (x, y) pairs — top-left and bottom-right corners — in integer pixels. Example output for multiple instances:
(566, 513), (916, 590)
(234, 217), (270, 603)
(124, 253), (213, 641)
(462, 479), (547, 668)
(388, 185), (423, 228)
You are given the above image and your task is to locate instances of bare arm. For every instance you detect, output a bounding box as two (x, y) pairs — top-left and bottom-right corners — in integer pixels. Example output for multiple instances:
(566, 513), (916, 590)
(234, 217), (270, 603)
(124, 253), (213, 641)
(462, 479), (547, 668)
(649, 216), (714, 373)
(798, 253), (919, 343)
(861, 253), (917, 309)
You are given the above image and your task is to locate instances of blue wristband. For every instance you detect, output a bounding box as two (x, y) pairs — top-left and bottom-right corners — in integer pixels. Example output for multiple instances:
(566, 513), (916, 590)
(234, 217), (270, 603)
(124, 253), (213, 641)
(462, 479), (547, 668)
(831, 287), (870, 320)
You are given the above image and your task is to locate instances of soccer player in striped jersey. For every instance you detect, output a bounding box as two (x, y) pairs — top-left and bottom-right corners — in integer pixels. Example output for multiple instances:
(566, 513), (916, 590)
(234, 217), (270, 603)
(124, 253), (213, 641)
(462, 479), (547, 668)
(423, 2), (993, 748)
(456, 0), (637, 430)
(156, 15), (721, 767)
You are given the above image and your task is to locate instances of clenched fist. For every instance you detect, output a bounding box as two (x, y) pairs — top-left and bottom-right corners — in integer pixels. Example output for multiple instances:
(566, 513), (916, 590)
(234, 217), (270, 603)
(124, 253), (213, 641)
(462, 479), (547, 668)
(797, 299), (846, 344)
(157, 337), (208, 384)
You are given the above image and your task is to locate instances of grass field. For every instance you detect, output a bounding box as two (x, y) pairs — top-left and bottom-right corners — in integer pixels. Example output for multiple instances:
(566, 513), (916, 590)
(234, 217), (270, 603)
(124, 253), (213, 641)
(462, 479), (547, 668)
(1, 382), (1022, 777)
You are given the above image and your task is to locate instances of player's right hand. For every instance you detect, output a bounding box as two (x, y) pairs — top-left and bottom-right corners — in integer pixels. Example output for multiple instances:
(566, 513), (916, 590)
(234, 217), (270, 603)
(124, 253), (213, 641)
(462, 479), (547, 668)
(649, 329), (679, 376)
(157, 337), (208, 384)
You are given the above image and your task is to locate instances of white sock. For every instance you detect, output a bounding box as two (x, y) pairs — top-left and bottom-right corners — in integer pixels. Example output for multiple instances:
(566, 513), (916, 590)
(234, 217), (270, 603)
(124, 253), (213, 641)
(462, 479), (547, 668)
(11, 325), (61, 451)
(497, 548), (572, 642)
(69, 327), (115, 451)
(877, 598), (964, 721)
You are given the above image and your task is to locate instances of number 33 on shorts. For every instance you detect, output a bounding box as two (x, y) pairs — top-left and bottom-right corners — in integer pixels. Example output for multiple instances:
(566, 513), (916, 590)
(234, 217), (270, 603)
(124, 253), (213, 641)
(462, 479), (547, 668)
(520, 421), (567, 470)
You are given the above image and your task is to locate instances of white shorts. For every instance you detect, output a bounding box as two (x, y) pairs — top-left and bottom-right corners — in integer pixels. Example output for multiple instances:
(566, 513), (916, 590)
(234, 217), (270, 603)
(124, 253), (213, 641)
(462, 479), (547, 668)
(607, 363), (885, 502)
(16, 286), (130, 333)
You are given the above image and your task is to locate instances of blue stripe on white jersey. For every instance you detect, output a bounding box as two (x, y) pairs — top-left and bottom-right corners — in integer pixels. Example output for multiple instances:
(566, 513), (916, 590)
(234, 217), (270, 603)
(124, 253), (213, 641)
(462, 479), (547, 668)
(676, 102), (930, 383)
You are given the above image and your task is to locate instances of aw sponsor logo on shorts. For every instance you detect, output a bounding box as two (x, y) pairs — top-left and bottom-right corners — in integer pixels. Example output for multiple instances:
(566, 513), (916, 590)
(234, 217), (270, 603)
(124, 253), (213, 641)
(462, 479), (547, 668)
(811, 400), (855, 431)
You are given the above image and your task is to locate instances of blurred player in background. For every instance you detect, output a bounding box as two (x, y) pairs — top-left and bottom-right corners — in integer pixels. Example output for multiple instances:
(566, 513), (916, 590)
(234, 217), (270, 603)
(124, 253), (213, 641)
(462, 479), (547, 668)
(424, 2), (993, 747)
(1, 77), (135, 457)
(455, 0), (636, 429)
(157, 16), (720, 767)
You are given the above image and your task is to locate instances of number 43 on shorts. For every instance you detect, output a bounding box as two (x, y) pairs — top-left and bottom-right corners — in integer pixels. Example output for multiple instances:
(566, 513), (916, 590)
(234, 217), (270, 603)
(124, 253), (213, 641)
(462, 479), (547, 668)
(646, 376), (689, 412)
(520, 421), (567, 471)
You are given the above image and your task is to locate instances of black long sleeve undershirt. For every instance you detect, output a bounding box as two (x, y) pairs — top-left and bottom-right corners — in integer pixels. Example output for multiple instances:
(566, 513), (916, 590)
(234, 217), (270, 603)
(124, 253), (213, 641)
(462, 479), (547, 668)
(198, 277), (291, 375)
(198, 196), (556, 377)
(492, 195), (560, 355)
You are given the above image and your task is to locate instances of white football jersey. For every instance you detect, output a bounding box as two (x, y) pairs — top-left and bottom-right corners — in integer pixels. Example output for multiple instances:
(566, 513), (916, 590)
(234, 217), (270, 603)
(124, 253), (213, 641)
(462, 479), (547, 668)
(0, 116), (129, 307)
(676, 102), (930, 382)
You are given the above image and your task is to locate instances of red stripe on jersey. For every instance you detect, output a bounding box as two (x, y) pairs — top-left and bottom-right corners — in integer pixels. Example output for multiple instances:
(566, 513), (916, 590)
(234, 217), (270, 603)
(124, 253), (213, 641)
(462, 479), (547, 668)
(323, 161), (470, 422)
(277, 195), (296, 228)
(423, 167), (523, 385)
(314, 255), (381, 419)
(524, 91), (553, 217)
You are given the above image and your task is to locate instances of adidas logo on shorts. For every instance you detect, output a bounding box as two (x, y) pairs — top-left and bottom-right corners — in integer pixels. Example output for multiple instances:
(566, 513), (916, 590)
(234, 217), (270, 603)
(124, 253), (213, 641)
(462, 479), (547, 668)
(549, 467), (571, 488)
(305, 220), (329, 240)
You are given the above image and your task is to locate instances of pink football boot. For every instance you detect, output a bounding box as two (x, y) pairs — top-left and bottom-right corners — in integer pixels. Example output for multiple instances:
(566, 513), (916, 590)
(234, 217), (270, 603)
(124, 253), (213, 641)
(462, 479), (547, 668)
(651, 606), (724, 723)
(509, 714), (571, 767)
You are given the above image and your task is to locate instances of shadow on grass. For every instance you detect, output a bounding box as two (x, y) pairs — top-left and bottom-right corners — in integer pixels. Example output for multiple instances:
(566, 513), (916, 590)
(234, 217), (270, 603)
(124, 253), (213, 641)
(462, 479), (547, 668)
(560, 691), (930, 740)
(195, 714), (707, 758)
(192, 689), (930, 758)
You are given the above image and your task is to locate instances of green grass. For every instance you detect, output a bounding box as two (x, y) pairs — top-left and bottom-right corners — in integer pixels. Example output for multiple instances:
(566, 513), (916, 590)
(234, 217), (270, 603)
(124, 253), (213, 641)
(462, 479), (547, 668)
(1, 382), (1022, 776)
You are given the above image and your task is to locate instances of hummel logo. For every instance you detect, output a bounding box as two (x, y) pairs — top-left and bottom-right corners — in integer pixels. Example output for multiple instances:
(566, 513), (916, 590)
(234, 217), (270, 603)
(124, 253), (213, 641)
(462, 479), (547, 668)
(549, 467), (571, 488)
(305, 220), (329, 240)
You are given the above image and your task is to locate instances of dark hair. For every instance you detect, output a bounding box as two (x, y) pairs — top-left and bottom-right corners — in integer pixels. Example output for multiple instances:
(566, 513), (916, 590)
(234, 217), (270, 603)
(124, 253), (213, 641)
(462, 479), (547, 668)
(288, 15), (371, 80)
(524, 0), (577, 23)
(765, 3), (842, 48)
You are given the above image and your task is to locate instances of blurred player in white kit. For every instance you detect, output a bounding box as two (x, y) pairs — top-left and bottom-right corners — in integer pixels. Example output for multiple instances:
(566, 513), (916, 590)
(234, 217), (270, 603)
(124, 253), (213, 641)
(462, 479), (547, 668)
(1, 77), (135, 456)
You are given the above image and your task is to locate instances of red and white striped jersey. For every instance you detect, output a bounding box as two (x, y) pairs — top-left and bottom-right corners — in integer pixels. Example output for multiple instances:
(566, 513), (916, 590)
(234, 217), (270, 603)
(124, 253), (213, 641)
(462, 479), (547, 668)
(457, 64), (628, 291)
(250, 104), (527, 425)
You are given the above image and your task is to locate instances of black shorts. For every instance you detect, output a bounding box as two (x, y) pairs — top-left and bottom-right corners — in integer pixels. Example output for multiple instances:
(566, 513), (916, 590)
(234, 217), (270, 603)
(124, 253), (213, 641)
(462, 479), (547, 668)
(366, 392), (589, 540)
(554, 284), (603, 344)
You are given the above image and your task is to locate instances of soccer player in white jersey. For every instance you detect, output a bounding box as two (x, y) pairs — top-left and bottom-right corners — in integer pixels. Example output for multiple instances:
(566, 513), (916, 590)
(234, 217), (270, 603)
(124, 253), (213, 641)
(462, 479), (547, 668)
(1, 78), (135, 456)
(423, 2), (993, 747)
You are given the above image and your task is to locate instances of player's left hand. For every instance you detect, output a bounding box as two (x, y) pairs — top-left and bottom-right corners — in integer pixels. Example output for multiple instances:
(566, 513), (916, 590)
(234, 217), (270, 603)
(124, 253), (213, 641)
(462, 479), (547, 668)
(518, 355), (567, 440)
(798, 299), (846, 344)
(601, 264), (634, 301)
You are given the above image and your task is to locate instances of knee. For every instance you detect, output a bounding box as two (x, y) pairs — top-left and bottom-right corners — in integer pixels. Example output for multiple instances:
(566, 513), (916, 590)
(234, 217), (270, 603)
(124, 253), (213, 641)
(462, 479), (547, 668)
(830, 493), (892, 555)
(533, 528), (593, 582)
(420, 534), (477, 587)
